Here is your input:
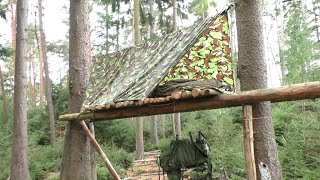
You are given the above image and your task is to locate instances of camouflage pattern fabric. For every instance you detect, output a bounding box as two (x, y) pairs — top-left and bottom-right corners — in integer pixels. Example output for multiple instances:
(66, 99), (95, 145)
(85, 9), (233, 106)
(162, 14), (233, 88)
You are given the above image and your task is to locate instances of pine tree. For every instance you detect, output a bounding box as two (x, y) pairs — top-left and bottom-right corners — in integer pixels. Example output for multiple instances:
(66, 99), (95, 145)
(60, 0), (94, 178)
(236, 0), (282, 179)
(9, 0), (30, 178)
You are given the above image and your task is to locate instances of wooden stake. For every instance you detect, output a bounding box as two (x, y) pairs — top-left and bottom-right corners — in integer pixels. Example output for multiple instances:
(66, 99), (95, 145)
(242, 105), (256, 180)
(79, 121), (121, 180)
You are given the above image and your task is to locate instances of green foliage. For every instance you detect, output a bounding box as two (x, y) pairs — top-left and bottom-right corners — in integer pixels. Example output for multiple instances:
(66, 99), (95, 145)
(28, 140), (63, 179)
(181, 108), (246, 178)
(52, 83), (68, 119)
(273, 100), (320, 179)
(94, 119), (136, 151)
(281, 2), (320, 84)
(97, 145), (134, 179)
(188, 0), (216, 20)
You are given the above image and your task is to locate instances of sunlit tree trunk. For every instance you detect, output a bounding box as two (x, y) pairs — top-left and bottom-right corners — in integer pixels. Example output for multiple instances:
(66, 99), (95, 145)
(174, 113), (181, 139)
(9, 0), (30, 178)
(236, 1), (282, 179)
(162, 114), (166, 139)
(172, 0), (181, 139)
(60, 0), (94, 178)
(149, 0), (155, 38)
(37, 0), (56, 146)
(150, 115), (158, 144)
(172, 0), (177, 32)
(35, 17), (44, 107)
(134, 0), (144, 160)
(10, 0), (16, 73)
(274, 0), (286, 85)
(31, 60), (36, 105)
(0, 65), (8, 130)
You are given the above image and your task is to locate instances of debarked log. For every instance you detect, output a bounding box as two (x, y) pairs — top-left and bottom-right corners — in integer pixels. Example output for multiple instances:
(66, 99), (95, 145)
(59, 81), (320, 122)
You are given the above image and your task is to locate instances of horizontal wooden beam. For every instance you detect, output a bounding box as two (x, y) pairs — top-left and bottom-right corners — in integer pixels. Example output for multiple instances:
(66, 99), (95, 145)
(59, 81), (320, 122)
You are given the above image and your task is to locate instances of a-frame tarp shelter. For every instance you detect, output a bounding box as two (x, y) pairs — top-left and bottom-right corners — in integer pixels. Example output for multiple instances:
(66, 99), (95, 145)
(85, 8), (234, 107)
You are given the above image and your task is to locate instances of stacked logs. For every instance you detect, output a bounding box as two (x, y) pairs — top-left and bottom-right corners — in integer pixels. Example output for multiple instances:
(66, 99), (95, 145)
(81, 88), (227, 112)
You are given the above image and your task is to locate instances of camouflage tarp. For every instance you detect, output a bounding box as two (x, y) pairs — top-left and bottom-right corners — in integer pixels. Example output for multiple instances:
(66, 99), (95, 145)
(85, 9), (233, 106)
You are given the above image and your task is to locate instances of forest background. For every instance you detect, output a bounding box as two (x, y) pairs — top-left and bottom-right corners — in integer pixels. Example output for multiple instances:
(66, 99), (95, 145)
(0, 0), (320, 179)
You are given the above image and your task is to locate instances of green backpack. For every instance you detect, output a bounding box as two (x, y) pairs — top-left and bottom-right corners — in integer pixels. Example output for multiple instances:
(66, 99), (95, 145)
(159, 132), (212, 180)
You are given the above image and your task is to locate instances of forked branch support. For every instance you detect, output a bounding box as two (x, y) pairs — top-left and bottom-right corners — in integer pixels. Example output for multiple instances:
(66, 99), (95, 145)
(59, 82), (320, 122)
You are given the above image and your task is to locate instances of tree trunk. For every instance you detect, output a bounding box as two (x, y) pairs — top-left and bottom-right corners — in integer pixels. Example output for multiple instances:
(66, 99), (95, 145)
(32, 60), (36, 105)
(60, 0), (93, 179)
(150, 115), (158, 144)
(148, 0), (158, 145)
(10, 0), (16, 74)
(174, 113), (181, 139)
(134, 0), (144, 160)
(105, 6), (109, 53)
(171, 0), (181, 139)
(34, 16), (44, 107)
(0, 65), (8, 129)
(162, 114), (166, 139)
(274, 0), (286, 85)
(172, 0), (177, 32)
(149, 0), (155, 38)
(37, 0), (56, 146)
(133, 0), (141, 45)
(236, 1), (282, 179)
(9, 0), (30, 178)
(136, 117), (144, 159)
(171, 113), (176, 138)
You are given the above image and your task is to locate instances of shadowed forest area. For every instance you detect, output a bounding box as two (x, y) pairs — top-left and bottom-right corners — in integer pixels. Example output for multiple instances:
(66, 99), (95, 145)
(0, 0), (320, 179)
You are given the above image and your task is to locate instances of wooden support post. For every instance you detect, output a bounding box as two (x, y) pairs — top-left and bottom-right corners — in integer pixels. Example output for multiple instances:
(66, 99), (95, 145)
(242, 105), (256, 180)
(79, 121), (121, 180)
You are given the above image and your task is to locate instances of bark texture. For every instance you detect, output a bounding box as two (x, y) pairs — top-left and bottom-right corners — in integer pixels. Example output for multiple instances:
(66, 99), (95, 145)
(172, 0), (177, 31)
(236, 1), (282, 179)
(136, 117), (144, 160)
(34, 17), (44, 107)
(0, 65), (8, 129)
(134, 0), (144, 160)
(60, 0), (93, 179)
(150, 115), (158, 144)
(149, 0), (155, 38)
(10, 0), (16, 73)
(37, 0), (56, 146)
(9, 0), (30, 178)
(174, 113), (181, 139)
(162, 114), (166, 139)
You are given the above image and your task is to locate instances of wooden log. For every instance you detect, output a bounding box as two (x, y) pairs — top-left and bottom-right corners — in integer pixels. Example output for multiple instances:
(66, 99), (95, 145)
(191, 88), (201, 97)
(200, 89), (221, 96)
(95, 105), (103, 110)
(242, 105), (257, 180)
(59, 81), (320, 122)
(79, 121), (121, 180)
(171, 91), (182, 99)
(144, 98), (151, 104)
(115, 102), (124, 108)
(181, 91), (193, 99)
(165, 96), (172, 101)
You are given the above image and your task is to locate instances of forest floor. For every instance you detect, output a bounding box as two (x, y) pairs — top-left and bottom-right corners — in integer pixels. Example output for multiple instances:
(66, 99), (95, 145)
(125, 150), (168, 180)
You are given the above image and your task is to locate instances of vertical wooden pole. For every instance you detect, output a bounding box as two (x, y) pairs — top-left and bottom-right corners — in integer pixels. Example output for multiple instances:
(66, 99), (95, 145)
(79, 121), (121, 180)
(242, 105), (257, 180)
